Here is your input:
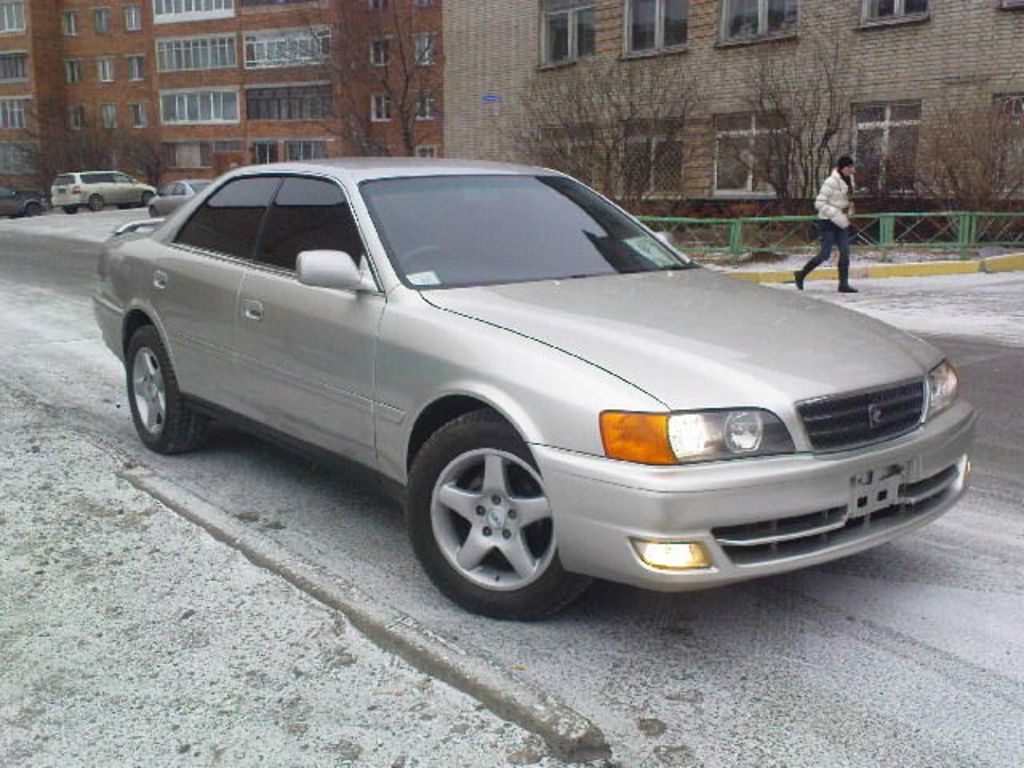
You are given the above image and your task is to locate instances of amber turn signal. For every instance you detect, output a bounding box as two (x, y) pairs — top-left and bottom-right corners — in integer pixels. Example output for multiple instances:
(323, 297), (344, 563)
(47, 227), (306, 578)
(599, 411), (677, 465)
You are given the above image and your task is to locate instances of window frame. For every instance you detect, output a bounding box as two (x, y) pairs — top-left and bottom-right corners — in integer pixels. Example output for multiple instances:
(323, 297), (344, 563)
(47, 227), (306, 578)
(124, 4), (143, 31)
(371, 93), (391, 122)
(130, 102), (148, 128)
(153, 0), (235, 25)
(127, 54), (146, 81)
(720, 0), (798, 43)
(61, 10), (78, 35)
(853, 100), (922, 194)
(69, 105), (86, 131)
(0, 52), (27, 83)
(415, 90), (437, 121)
(93, 7), (112, 34)
(156, 34), (238, 72)
(0, 2), (25, 34)
(243, 26), (330, 69)
(625, 0), (689, 57)
(370, 37), (390, 67)
(245, 82), (332, 121)
(414, 32), (437, 65)
(860, 0), (929, 24)
(540, 2), (596, 66)
(64, 59), (83, 84)
(160, 87), (240, 125)
(713, 112), (780, 197)
(100, 103), (118, 129)
(97, 57), (116, 83)
(0, 96), (27, 129)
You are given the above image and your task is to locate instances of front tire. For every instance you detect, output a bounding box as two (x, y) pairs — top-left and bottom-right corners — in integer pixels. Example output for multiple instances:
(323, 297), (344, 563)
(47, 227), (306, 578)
(63, 205), (79, 214)
(148, 205), (158, 218)
(126, 326), (207, 454)
(407, 410), (591, 620)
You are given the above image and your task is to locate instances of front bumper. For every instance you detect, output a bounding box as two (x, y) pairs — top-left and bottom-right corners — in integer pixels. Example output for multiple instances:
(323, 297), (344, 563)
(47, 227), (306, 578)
(535, 401), (975, 590)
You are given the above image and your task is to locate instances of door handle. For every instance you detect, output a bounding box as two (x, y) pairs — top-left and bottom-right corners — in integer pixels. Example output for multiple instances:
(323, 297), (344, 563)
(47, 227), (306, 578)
(242, 299), (264, 321)
(153, 270), (168, 290)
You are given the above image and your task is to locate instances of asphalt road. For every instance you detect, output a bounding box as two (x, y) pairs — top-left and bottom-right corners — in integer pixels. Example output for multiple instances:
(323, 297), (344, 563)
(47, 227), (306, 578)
(2, 229), (1022, 767)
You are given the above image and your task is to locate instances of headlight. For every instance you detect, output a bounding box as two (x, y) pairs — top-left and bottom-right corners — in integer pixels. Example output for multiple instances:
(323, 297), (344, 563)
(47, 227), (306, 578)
(926, 360), (959, 419)
(600, 409), (794, 465)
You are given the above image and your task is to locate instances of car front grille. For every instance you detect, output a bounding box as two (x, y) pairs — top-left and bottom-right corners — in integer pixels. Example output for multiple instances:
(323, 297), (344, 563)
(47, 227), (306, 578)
(797, 380), (925, 452)
(712, 463), (960, 567)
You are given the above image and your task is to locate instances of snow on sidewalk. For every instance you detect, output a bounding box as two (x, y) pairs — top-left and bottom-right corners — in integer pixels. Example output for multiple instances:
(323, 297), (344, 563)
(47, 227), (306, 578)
(0, 381), (570, 767)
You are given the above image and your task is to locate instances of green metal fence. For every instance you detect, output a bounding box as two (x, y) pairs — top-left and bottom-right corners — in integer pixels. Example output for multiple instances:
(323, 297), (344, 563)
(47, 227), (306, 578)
(639, 211), (1024, 260)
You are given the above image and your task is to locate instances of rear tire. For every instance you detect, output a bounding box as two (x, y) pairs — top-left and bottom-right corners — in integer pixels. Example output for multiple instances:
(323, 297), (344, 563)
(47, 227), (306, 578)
(23, 201), (42, 217)
(126, 326), (208, 455)
(87, 194), (105, 212)
(148, 205), (158, 218)
(63, 206), (79, 214)
(406, 410), (591, 620)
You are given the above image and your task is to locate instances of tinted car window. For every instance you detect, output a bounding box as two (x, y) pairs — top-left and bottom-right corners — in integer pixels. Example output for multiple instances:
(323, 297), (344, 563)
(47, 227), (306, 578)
(82, 173), (108, 184)
(114, 173), (133, 184)
(361, 175), (690, 288)
(54, 175), (75, 187)
(256, 177), (365, 272)
(176, 177), (281, 259)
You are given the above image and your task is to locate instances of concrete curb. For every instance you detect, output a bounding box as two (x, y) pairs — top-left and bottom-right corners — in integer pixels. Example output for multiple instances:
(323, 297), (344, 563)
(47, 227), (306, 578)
(121, 468), (611, 764)
(725, 252), (1024, 283)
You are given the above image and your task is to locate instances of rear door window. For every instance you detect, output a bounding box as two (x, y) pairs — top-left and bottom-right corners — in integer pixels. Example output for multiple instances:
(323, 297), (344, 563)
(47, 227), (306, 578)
(81, 173), (107, 184)
(255, 176), (365, 272)
(175, 176), (281, 260)
(54, 175), (75, 187)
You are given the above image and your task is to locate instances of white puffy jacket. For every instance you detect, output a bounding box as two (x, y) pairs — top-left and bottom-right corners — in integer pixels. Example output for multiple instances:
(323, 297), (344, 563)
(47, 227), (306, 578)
(814, 170), (852, 230)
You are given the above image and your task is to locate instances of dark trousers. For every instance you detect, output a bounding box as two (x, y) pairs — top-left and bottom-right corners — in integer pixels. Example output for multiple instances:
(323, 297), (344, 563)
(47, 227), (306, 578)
(801, 220), (851, 283)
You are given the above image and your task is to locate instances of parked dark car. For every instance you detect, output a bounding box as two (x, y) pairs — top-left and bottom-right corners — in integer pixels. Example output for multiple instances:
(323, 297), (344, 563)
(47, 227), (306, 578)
(0, 186), (44, 218)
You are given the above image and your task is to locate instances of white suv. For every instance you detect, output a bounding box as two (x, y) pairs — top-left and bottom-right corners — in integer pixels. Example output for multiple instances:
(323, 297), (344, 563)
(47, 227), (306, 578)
(51, 171), (156, 214)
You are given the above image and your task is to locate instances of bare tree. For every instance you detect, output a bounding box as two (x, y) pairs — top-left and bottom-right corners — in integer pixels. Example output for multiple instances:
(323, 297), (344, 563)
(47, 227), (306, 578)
(326, 2), (442, 156)
(916, 97), (1024, 209)
(516, 58), (702, 205)
(738, 34), (851, 201)
(120, 133), (171, 187)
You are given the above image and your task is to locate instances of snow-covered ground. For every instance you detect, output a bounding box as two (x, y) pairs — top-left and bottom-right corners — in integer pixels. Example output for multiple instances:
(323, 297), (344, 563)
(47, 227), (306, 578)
(0, 208), (149, 243)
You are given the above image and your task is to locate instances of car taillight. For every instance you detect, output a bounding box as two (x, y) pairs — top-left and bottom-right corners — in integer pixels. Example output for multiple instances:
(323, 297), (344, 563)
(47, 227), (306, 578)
(72, 186), (82, 194)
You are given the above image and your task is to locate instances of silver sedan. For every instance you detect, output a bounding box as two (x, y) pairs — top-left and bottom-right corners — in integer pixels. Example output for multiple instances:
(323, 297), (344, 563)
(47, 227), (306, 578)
(93, 159), (975, 619)
(147, 179), (211, 218)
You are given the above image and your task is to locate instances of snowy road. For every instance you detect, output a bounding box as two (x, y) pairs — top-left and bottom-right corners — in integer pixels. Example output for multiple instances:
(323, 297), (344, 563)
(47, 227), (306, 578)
(1, 218), (1023, 767)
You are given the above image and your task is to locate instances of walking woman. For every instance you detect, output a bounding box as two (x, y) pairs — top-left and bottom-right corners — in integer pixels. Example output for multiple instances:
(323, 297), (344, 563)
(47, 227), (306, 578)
(795, 156), (858, 293)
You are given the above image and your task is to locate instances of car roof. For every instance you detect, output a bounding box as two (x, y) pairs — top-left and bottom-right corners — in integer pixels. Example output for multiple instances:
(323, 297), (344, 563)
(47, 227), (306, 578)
(220, 157), (555, 185)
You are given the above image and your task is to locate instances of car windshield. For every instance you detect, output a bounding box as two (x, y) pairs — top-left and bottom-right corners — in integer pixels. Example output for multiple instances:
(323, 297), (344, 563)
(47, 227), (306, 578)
(360, 174), (694, 289)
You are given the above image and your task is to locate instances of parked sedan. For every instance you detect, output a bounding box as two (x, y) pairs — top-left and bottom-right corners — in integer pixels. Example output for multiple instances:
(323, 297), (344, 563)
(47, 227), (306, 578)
(93, 159), (975, 619)
(0, 185), (43, 217)
(148, 179), (211, 218)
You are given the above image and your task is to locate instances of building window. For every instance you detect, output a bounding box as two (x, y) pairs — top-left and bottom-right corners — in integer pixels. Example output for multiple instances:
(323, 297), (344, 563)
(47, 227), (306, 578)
(627, 0), (688, 55)
(124, 4), (142, 31)
(163, 141), (212, 168)
(371, 93), (391, 121)
(69, 106), (86, 130)
(157, 35), (237, 72)
(722, 0), (797, 41)
(153, 0), (234, 22)
(130, 102), (148, 128)
(416, 90), (436, 120)
(101, 103), (118, 129)
(127, 55), (146, 81)
(368, 0), (388, 10)
(714, 112), (779, 195)
(243, 27), (330, 69)
(415, 145), (437, 157)
(854, 101), (921, 193)
(0, 97), (27, 129)
(414, 0), (433, 7)
(0, 53), (27, 82)
(0, 2), (25, 34)
(623, 135), (683, 198)
(64, 59), (82, 84)
(542, 1), (595, 65)
(94, 7), (112, 33)
(370, 38), (390, 67)
(62, 11), (78, 35)
(0, 141), (34, 173)
(414, 32), (437, 65)
(252, 141), (278, 164)
(284, 140), (327, 161)
(97, 57), (115, 82)
(861, 0), (928, 22)
(246, 84), (331, 121)
(160, 89), (239, 124)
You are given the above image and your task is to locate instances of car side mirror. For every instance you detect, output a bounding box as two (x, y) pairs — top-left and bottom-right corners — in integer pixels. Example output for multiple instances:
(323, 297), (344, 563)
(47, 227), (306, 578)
(296, 250), (374, 292)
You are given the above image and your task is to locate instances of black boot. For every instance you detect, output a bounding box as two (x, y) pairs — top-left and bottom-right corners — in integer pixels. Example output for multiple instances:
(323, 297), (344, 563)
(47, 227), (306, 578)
(837, 261), (857, 293)
(794, 267), (810, 290)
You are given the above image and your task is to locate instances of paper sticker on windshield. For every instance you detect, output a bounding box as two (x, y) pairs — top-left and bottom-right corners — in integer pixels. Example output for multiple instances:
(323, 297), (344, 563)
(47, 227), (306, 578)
(407, 270), (441, 286)
(623, 236), (678, 267)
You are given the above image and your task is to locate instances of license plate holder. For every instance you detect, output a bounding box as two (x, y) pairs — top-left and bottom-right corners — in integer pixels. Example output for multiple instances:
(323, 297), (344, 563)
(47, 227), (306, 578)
(849, 464), (904, 518)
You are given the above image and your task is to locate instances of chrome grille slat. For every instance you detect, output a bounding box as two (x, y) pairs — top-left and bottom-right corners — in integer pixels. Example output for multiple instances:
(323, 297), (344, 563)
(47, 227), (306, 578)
(798, 380), (925, 452)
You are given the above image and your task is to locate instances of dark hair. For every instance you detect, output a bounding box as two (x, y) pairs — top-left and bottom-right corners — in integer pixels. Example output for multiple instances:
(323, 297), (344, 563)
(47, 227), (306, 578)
(837, 156), (855, 171)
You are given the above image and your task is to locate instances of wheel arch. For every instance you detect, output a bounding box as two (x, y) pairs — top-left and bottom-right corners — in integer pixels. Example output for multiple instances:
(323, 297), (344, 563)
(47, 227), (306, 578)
(406, 393), (533, 472)
(122, 308), (158, 358)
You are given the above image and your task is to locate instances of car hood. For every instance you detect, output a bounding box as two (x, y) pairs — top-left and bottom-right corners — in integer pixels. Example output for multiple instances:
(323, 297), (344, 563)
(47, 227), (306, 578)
(420, 269), (940, 409)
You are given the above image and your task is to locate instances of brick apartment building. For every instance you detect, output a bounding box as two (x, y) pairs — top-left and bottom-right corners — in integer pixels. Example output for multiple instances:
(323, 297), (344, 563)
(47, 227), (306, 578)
(0, 0), (443, 193)
(443, 0), (1024, 207)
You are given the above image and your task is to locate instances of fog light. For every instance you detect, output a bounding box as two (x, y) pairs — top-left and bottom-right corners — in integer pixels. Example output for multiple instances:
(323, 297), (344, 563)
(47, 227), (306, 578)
(633, 540), (711, 571)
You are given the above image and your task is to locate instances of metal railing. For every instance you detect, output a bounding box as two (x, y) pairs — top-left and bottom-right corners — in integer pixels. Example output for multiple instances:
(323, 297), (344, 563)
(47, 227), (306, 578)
(639, 211), (1024, 260)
